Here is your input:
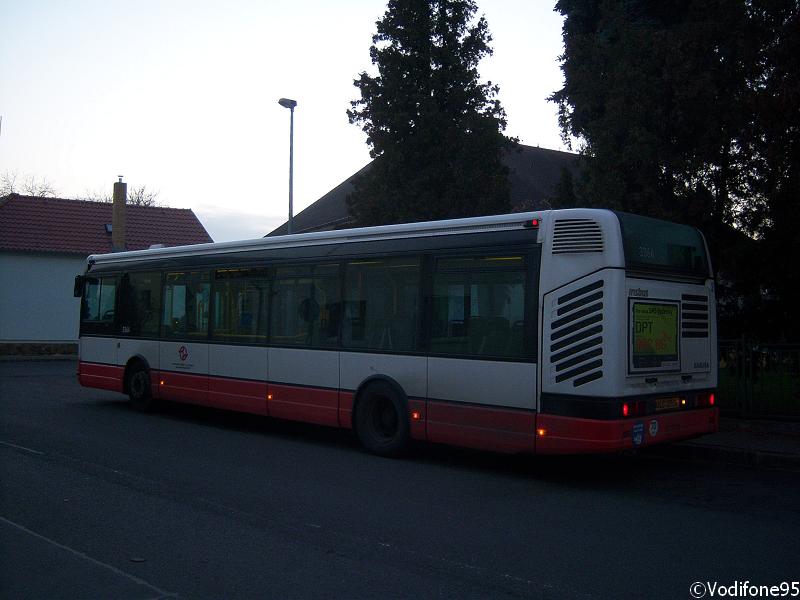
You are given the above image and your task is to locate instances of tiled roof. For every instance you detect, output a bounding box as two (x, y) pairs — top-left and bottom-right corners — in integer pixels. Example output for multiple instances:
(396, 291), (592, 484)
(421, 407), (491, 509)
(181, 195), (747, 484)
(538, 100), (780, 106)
(267, 144), (580, 236)
(0, 194), (213, 255)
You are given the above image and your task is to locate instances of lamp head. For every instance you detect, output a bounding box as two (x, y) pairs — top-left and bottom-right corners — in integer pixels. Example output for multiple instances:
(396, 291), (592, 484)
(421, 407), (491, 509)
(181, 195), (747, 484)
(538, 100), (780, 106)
(278, 98), (297, 109)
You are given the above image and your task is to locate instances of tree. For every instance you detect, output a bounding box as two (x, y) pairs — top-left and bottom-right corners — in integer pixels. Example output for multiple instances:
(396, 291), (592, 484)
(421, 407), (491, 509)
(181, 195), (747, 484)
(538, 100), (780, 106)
(79, 185), (162, 207)
(745, 0), (800, 338)
(347, 0), (514, 226)
(550, 0), (761, 227)
(1, 171), (56, 197)
(550, 0), (800, 339)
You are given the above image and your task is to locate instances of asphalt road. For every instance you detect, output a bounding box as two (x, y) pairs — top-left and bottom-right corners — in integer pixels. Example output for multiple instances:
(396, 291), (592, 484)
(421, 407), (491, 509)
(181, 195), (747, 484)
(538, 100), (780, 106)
(1, 360), (798, 600)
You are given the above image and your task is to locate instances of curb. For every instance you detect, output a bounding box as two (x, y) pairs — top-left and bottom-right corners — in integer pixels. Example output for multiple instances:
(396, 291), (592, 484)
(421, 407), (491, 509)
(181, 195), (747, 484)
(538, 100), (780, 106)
(644, 442), (800, 470)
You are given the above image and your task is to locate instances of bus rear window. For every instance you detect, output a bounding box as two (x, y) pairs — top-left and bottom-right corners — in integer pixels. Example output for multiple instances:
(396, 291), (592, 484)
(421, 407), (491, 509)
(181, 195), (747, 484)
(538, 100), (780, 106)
(615, 212), (709, 276)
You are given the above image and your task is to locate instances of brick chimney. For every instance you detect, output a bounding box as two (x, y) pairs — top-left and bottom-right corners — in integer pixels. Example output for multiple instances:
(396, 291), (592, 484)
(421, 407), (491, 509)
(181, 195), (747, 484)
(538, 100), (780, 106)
(112, 176), (127, 252)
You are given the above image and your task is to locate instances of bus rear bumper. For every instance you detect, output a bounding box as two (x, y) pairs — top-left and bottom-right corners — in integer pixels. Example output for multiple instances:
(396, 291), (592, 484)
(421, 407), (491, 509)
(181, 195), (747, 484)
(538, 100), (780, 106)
(534, 408), (719, 455)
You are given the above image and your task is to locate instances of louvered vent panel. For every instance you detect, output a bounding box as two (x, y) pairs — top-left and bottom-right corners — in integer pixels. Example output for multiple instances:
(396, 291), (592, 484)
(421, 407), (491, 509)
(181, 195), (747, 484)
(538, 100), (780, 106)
(682, 293), (709, 338)
(550, 280), (604, 387)
(551, 219), (604, 254)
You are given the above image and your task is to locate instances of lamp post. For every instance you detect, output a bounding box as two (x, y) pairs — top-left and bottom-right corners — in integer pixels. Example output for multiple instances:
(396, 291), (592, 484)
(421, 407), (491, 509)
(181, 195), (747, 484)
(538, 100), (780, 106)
(278, 97), (297, 234)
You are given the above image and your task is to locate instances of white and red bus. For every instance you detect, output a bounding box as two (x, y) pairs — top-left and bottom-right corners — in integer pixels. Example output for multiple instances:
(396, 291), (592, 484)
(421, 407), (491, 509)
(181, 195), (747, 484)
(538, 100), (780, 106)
(75, 209), (718, 456)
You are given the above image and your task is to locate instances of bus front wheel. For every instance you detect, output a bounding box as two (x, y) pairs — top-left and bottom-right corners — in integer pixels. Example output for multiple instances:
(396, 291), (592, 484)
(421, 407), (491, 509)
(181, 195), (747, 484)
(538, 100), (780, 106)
(354, 381), (410, 457)
(127, 365), (154, 411)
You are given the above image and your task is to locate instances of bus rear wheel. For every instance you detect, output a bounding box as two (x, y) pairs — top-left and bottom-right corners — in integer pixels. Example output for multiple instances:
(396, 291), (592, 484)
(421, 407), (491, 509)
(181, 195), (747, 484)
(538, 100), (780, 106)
(354, 382), (410, 457)
(127, 365), (154, 411)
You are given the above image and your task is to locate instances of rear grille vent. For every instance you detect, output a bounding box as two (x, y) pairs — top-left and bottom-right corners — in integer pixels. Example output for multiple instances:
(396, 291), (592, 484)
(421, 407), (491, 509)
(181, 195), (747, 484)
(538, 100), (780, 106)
(682, 294), (709, 338)
(552, 219), (604, 254)
(550, 280), (604, 387)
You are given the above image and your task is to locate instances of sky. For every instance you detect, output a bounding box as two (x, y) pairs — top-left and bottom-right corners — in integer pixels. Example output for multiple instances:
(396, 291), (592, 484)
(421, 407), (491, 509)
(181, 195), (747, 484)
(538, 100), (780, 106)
(0, 0), (567, 242)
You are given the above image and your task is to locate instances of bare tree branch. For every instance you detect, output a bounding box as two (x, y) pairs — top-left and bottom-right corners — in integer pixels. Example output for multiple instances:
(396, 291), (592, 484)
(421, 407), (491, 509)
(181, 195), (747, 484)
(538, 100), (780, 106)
(127, 185), (160, 207)
(1, 171), (18, 196)
(22, 174), (56, 197)
(1, 171), (56, 197)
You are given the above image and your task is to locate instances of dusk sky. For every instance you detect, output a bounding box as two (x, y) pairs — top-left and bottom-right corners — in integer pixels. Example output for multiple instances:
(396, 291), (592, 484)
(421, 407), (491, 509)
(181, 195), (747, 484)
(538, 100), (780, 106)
(0, 0), (567, 242)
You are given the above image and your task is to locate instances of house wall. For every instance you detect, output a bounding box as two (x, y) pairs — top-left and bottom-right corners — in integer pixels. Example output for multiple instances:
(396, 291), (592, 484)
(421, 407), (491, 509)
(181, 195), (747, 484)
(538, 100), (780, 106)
(0, 252), (86, 342)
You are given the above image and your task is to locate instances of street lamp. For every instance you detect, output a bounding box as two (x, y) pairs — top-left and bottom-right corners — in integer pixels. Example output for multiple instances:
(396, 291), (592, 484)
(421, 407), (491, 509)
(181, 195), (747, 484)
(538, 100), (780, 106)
(278, 97), (297, 234)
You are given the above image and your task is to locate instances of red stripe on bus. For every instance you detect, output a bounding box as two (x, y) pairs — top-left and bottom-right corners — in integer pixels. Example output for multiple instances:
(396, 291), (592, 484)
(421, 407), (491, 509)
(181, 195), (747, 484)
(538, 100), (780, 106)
(160, 372), (208, 405)
(426, 401), (536, 454)
(534, 408), (718, 454)
(268, 383), (339, 427)
(78, 362), (124, 393)
(338, 391), (354, 430)
(209, 378), (268, 415)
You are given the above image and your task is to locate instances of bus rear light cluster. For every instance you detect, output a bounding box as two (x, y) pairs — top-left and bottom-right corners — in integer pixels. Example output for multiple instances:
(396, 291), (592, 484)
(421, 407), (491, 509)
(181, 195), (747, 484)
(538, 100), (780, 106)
(696, 392), (716, 408)
(621, 400), (647, 417)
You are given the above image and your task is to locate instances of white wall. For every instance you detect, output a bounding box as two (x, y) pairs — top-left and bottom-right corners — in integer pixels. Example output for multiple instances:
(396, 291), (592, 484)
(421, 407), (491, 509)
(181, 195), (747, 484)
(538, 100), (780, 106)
(0, 252), (86, 341)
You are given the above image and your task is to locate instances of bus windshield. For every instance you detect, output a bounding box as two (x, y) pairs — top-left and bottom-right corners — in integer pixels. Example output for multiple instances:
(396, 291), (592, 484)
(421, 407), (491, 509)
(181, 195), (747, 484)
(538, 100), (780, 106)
(615, 212), (710, 277)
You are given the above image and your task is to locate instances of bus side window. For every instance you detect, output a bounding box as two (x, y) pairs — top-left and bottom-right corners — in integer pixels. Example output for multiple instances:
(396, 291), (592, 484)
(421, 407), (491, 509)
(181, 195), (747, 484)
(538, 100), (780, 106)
(80, 276), (117, 335)
(343, 257), (421, 352)
(430, 255), (527, 360)
(212, 268), (269, 344)
(163, 272), (210, 339)
(270, 263), (340, 348)
(118, 272), (162, 337)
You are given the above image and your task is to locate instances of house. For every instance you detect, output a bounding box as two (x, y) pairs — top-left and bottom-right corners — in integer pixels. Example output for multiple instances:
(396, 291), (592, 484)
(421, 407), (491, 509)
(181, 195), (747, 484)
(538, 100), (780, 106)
(0, 193), (212, 354)
(268, 144), (579, 236)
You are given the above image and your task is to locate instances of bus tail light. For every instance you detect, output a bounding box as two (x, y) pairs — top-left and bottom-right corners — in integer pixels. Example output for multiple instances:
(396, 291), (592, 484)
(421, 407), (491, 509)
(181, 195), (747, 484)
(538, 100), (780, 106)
(523, 218), (540, 229)
(695, 392), (716, 408)
(537, 428), (547, 437)
(621, 400), (647, 417)
(411, 411), (421, 421)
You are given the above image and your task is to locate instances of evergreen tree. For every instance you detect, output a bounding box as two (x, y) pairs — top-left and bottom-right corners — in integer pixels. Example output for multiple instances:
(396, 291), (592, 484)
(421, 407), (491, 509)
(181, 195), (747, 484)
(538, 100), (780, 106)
(550, 0), (800, 339)
(347, 0), (513, 226)
(550, 0), (759, 228)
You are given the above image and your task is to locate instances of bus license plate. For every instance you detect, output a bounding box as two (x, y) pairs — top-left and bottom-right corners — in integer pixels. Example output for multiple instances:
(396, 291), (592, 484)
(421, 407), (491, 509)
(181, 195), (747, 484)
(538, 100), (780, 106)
(655, 397), (681, 411)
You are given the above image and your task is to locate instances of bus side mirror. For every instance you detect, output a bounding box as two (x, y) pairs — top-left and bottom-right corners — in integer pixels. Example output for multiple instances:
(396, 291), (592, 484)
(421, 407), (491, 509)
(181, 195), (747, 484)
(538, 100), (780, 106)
(74, 275), (85, 298)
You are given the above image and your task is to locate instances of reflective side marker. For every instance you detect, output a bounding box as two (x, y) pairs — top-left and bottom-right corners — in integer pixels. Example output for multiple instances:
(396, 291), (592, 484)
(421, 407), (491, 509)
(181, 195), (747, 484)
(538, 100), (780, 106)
(267, 394), (273, 401)
(411, 411), (421, 421)
(537, 428), (547, 437)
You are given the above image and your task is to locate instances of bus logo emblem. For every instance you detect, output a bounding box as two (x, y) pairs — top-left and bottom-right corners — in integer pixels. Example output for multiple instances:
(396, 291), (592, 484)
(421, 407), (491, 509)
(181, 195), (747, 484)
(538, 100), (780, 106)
(178, 346), (189, 361)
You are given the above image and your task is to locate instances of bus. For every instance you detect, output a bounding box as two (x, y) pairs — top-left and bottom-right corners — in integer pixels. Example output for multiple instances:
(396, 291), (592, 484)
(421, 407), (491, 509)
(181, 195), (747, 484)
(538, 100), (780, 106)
(75, 209), (718, 456)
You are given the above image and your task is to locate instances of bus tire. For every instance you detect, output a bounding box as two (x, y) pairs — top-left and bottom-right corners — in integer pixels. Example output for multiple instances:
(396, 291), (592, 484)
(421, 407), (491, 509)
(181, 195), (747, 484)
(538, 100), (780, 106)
(127, 364), (154, 412)
(354, 380), (410, 457)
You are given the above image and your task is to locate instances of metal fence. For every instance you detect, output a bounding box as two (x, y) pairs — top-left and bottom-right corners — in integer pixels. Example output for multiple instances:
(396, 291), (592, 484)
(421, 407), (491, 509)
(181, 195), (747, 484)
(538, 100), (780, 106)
(718, 340), (800, 418)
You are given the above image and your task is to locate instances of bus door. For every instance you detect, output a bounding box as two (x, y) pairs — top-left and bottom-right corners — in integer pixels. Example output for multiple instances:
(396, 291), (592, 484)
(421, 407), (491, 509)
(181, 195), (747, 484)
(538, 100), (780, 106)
(158, 272), (210, 404)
